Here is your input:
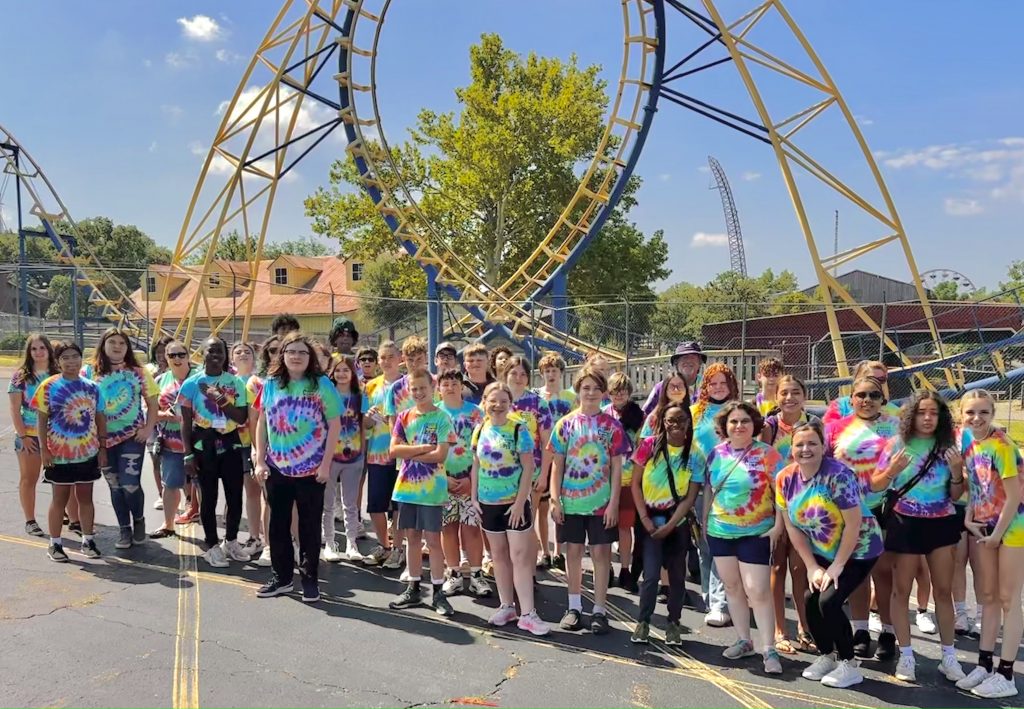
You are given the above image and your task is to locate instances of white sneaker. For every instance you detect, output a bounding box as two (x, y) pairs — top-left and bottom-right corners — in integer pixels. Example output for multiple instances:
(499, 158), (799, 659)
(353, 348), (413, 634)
(345, 542), (364, 562)
(203, 544), (229, 568)
(363, 544), (389, 566)
(383, 547), (405, 569)
(322, 540), (344, 562)
(956, 666), (992, 690)
(915, 610), (937, 635)
(972, 672), (1018, 699)
(895, 655), (916, 682)
(489, 604), (519, 627)
(868, 611), (883, 634)
(467, 572), (491, 597)
(242, 537), (264, 557)
(938, 654), (966, 682)
(153, 499), (164, 511)
(256, 546), (272, 567)
(954, 610), (970, 634)
(802, 653), (838, 681)
(223, 539), (251, 562)
(821, 659), (863, 688)
(399, 569), (413, 583)
(442, 573), (463, 597)
(705, 608), (731, 627)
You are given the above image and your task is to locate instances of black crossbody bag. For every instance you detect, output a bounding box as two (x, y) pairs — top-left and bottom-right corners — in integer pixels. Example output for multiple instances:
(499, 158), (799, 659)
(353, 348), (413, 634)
(877, 445), (940, 527)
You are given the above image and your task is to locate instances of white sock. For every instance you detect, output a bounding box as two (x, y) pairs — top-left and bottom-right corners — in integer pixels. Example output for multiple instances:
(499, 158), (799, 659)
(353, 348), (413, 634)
(916, 609), (929, 619)
(568, 594), (583, 611)
(83, 534), (94, 542)
(900, 646), (914, 659)
(50, 537), (61, 546)
(852, 620), (869, 632)
(954, 601), (967, 614)
(941, 644), (956, 659)
(882, 624), (894, 634)
(592, 604), (606, 616)
(431, 578), (445, 585)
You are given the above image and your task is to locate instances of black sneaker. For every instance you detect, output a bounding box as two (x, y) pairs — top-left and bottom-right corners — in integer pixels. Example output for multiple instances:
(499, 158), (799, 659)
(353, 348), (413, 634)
(389, 584), (422, 609)
(875, 631), (897, 661)
(852, 629), (873, 658)
(81, 539), (101, 559)
(619, 568), (639, 594)
(657, 585), (669, 604)
(560, 608), (583, 631)
(431, 593), (455, 617)
(68, 521), (83, 537)
(591, 612), (610, 635)
(47, 543), (69, 563)
(133, 518), (147, 543)
(552, 553), (566, 571)
(300, 579), (320, 603)
(25, 520), (45, 537)
(256, 577), (294, 598)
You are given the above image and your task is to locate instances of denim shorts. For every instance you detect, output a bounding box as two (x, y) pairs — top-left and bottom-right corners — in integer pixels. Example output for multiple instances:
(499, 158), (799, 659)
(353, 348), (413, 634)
(160, 451), (187, 490)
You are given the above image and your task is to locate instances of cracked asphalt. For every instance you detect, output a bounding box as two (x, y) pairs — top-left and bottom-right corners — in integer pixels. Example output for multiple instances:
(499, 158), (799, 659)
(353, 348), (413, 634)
(0, 379), (1019, 708)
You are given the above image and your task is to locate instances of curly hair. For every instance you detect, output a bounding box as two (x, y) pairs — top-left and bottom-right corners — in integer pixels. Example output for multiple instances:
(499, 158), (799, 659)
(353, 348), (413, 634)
(898, 391), (955, 450)
(693, 362), (739, 422)
(714, 400), (764, 439)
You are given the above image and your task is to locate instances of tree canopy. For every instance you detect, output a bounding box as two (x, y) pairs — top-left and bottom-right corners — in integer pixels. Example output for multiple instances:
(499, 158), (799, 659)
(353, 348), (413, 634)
(183, 231), (334, 265)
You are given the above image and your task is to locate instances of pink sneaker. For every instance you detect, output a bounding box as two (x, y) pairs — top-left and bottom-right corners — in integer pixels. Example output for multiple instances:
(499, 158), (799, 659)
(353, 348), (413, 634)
(488, 604), (519, 627)
(517, 610), (551, 636)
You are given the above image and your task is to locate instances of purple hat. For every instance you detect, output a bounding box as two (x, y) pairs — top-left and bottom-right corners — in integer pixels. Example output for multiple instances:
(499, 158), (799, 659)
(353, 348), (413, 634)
(671, 341), (707, 365)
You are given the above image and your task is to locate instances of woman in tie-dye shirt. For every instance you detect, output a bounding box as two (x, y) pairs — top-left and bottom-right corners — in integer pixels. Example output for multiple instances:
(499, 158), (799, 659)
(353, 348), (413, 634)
(822, 360), (901, 424)
(704, 401), (785, 675)
(148, 341), (195, 538)
(777, 421), (881, 689)
(874, 391), (966, 684)
(824, 375), (900, 661)
(954, 390), (1024, 698)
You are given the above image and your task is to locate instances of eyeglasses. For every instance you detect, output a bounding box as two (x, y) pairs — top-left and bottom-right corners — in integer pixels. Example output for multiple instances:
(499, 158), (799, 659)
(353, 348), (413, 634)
(358, 357), (377, 364)
(283, 349), (310, 357)
(167, 352), (189, 359)
(853, 391), (883, 401)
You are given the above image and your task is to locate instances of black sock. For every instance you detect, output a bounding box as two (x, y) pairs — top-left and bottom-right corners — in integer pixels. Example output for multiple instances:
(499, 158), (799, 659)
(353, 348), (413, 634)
(410, 580), (421, 592)
(979, 650), (994, 673)
(432, 581), (443, 596)
(997, 659), (1014, 681)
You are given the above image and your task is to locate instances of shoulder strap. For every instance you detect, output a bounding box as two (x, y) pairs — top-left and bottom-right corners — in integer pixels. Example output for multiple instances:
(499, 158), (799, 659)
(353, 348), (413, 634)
(702, 446), (752, 536)
(890, 444), (942, 503)
(660, 445), (682, 505)
(513, 422), (521, 448)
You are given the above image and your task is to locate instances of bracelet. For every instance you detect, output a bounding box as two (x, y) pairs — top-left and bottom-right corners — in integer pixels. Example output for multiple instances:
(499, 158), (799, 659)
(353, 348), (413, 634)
(950, 477), (964, 485)
(183, 454), (195, 462)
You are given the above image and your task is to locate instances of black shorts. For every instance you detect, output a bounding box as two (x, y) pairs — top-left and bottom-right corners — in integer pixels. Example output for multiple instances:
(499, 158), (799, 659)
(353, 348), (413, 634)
(954, 504), (967, 532)
(367, 462), (398, 514)
(481, 501), (533, 534)
(557, 513), (617, 546)
(884, 513), (962, 555)
(707, 533), (772, 565)
(44, 458), (101, 486)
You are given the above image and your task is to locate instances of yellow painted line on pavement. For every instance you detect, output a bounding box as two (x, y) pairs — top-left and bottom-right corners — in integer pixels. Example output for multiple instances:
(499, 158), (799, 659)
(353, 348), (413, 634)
(171, 530), (201, 709)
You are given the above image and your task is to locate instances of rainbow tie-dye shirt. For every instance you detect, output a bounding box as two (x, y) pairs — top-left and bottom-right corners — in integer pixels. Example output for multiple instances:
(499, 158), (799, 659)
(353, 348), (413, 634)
(84, 365), (159, 447)
(705, 440), (784, 539)
(536, 387), (576, 425)
(632, 436), (706, 512)
(825, 413), (900, 509)
(154, 369), (194, 454)
(763, 412), (820, 464)
(391, 407), (456, 506)
(755, 392), (776, 416)
(383, 374), (416, 418)
(8, 368), (47, 436)
(254, 375), (344, 477)
(34, 375), (104, 464)
(963, 428), (1024, 547)
(439, 401), (484, 480)
(691, 400), (727, 462)
(775, 458), (883, 561)
(178, 371), (248, 435)
(333, 391), (368, 463)
(473, 418), (535, 504)
(511, 389), (553, 473)
(548, 410), (630, 516)
(603, 403), (644, 487)
(364, 374), (400, 465)
(877, 436), (956, 518)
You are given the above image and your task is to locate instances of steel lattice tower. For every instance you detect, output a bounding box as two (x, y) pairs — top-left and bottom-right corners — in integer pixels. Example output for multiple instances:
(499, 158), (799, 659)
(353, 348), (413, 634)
(707, 156), (747, 277)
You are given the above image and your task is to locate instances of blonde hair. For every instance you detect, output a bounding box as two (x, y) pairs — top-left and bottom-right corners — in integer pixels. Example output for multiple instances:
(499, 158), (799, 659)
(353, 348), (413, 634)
(607, 371), (633, 395)
(401, 336), (427, 357)
(462, 343), (488, 358)
(537, 351), (566, 372)
(961, 388), (995, 411)
(378, 339), (399, 355)
(853, 360), (887, 378)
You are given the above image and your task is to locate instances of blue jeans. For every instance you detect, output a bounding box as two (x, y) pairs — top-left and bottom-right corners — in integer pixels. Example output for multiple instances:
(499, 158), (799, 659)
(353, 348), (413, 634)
(102, 438), (146, 529)
(697, 491), (727, 613)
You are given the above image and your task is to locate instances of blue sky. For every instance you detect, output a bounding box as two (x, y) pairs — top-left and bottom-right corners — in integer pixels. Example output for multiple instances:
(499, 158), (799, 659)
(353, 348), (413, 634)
(2, 1), (1021, 295)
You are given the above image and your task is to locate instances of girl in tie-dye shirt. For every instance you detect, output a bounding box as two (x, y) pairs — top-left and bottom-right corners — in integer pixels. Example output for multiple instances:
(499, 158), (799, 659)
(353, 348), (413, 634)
(322, 356), (368, 561)
(957, 389), (1024, 696)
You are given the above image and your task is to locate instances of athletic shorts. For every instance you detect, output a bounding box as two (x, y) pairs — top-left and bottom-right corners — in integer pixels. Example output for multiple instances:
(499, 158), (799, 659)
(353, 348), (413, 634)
(707, 533), (771, 565)
(954, 504), (967, 532)
(44, 457), (101, 486)
(160, 451), (187, 489)
(557, 513), (617, 546)
(884, 513), (961, 555)
(618, 488), (637, 530)
(481, 501), (533, 534)
(397, 502), (443, 533)
(443, 493), (481, 527)
(367, 462), (399, 514)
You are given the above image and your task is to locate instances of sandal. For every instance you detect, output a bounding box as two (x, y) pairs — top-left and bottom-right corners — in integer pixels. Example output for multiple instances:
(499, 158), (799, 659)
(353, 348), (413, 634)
(149, 528), (176, 539)
(797, 631), (817, 653)
(774, 636), (798, 655)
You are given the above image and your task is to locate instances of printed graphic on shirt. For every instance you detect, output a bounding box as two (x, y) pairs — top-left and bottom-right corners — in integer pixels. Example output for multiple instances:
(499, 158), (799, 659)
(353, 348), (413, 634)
(548, 411), (630, 516)
(254, 376), (344, 477)
(34, 375), (104, 464)
(178, 371), (248, 434)
(825, 413), (900, 509)
(334, 391), (369, 463)
(439, 401), (484, 479)
(391, 407), (456, 506)
(705, 441), (784, 539)
(473, 419), (535, 504)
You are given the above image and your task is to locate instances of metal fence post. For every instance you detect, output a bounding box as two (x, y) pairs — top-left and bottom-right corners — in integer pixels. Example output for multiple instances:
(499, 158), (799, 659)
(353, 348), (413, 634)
(232, 273), (238, 343)
(740, 302), (748, 394)
(878, 292), (887, 361)
(624, 296), (631, 371)
(145, 267), (151, 344)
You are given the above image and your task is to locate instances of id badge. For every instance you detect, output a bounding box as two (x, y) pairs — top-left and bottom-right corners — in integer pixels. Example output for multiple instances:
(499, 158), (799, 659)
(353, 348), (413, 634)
(211, 414), (228, 430)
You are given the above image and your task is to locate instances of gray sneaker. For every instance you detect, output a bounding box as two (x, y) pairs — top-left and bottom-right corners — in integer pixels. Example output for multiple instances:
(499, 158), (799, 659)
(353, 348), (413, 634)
(115, 527), (133, 549)
(133, 517), (147, 543)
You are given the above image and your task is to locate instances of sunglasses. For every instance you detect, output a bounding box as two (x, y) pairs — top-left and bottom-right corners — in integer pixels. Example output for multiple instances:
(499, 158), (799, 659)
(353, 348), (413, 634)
(853, 391), (883, 401)
(358, 357), (376, 363)
(167, 352), (189, 359)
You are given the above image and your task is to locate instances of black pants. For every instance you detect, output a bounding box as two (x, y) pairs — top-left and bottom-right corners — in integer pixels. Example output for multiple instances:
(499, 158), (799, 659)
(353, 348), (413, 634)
(638, 517), (691, 624)
(197, 447), (243, 547)
(804, 554), (878, 660)
(266, 466), (325, 584)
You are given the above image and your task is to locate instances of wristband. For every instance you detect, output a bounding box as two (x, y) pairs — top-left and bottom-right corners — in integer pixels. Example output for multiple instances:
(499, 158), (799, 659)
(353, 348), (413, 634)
(183, 454), (195, 462)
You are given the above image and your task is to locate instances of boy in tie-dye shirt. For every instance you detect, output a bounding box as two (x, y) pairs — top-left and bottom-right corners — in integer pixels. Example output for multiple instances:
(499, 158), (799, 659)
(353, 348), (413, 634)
(389, 371), (456, 614)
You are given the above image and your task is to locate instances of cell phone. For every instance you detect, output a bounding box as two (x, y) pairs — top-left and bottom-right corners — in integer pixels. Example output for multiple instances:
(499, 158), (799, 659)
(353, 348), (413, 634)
(651, 515), (668, 527)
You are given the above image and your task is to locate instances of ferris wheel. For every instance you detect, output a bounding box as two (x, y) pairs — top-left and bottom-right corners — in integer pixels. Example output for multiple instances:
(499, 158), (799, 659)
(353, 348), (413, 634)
(921, 268), (977, 298)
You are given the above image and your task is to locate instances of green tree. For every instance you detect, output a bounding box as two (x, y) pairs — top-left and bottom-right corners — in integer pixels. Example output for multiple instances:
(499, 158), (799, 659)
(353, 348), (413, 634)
(184, 231), (334, 265)
(0, 229), (59, 290)
(304, 33), (670, 310)
(998, 259), (1024, 293)
(357, 257), (426, 329)
(930, 279), (968, 301)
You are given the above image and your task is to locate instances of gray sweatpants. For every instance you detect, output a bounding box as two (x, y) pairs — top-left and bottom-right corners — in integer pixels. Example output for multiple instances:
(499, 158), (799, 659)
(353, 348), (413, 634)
(323, 457), (364, 544)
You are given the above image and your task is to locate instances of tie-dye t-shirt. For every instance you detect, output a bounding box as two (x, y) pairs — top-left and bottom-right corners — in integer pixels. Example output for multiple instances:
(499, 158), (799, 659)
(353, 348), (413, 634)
(391, 407), (456, 506)
(548, 410), (631, 516)
(963, 429), (1024, 547)
(536, 387), (577, 424)
(763, 412), (820, 464)
(383, 374), (416, 418)
(33, 375), (104, 464)
(154, 369), (195, 454)
(178, 371), (249, 445)
(85, 366), (159, 447)
(364, 375), (399, 465)
(823, 396), (901, 425)
(825, 413), (900, 509)
(253, 375), (344, 477)
(877, 436), (955, 518)
(691, 400), (727, 461)
(705, 441), (784, 539)
(333, 391), (368, 463)
(603, 403), (644, 487)
(8, 368), (49, 436)
(439, 401), (484, 479)
(755, 392), (777, 416)
(511, 389), (553, 472)
(472, 418), (536, 504)
(632, 436), (706, 512)
(775, 458), (883, 561)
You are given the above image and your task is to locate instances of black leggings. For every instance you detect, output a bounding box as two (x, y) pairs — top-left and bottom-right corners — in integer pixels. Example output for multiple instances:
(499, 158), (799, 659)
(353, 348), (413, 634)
(804, 554), (878, 660)
(197, 447), (243, 547)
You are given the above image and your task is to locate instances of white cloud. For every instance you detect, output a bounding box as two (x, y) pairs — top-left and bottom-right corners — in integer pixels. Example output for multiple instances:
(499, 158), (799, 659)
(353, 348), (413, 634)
(741, 171), (761, 181)
(883, 137), (1024, 205)
(177, 15), (223, 42)
(697, 165), (710, 174)
(943, 197), (983, 217)
(215, 48), (242, 63)
(148, 141), (158, 153)
(165, 50), (198, 69)
(217, 84), (333, 140)
(188, 141), (206, 156)
(998, 137), (1024, 147)
(658, 173), (671, 182)
(691, 232), (729, 248)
